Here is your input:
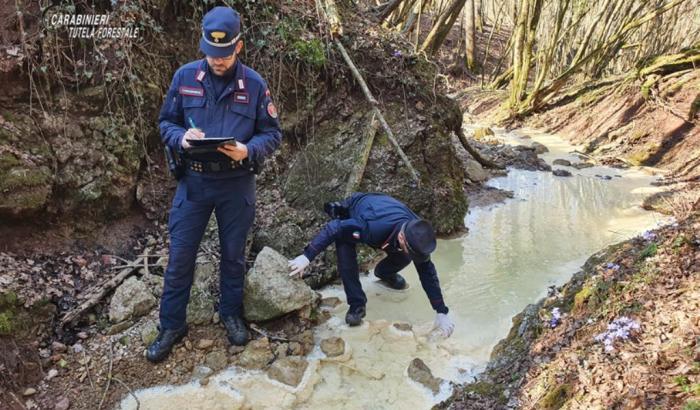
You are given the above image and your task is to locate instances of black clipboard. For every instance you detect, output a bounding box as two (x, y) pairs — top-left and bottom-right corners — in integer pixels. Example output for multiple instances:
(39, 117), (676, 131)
(185, 138), (237, 154)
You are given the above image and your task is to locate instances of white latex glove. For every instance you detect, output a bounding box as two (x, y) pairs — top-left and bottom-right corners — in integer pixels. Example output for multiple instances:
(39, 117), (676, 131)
(433, 313), (455, 338)
(288, 255), (310, 277)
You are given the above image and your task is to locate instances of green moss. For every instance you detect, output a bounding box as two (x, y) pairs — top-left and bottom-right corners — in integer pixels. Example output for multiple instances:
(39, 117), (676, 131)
(0, 291), (18, 307)
(684, 400), (700, 410)
(573, 285), (593, 311)
(640, 243), (658, 259)
(0, 152), (21, 169)
(0, 311), (14, 335)
(463, 381), (506, 404)
(573, 279), (614, 312)
(540, 384), (572, 409)
(690, 93), (700, 121)
(627, 150), (653, 166)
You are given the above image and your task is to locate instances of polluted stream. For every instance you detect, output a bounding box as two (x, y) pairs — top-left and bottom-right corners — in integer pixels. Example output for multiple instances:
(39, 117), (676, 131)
(120, 128), (670, 409)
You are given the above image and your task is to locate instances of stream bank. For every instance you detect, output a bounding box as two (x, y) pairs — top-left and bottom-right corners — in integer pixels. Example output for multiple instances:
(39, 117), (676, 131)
(437, 66), (699, 409)
(113, 129), (669, 409)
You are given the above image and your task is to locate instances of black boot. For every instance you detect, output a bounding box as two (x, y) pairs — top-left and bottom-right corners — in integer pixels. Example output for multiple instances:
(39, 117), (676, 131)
(146, 325), (188, 363)
(222, 315), (249, 346)
(376, 272), (407, 290)
(345, 305), (366, 326)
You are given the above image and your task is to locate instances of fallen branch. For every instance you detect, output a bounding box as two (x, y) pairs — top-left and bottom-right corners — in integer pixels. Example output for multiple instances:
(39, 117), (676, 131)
(456, 128), (505, 169)
(317, 0), (421, 186)
(249, 323), (290, 342)
(345, 113), (380, 197)
(97, 340), (114, 410)
(319, 359), (385, 380)
(60, 257), (144, 327)
(113, 377), (140, 410)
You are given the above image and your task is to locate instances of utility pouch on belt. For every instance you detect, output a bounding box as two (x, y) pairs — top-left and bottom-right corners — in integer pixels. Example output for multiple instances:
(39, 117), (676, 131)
(164, 145), (184, 180)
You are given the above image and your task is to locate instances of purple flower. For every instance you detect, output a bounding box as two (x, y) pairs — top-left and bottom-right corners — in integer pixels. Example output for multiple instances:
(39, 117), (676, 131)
(605, 262), (620, 271)
(594, 317), (640, 352)
(392, 50), (402, 57)
(642, 231), (657, 241)
(549, 307), (562, 328)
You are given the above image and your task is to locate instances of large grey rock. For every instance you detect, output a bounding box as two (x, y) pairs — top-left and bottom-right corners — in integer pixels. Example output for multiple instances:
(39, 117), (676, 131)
(464, 159), (488, 183)
(243, 247), (315, 321)
(187, 260), (216, 325)
(267, 356), (308, 387)
(408, 358), (444, 394)
(109, 277), (156, 323)
(238, 337), (274, 369)
(531, 142), (549, 154)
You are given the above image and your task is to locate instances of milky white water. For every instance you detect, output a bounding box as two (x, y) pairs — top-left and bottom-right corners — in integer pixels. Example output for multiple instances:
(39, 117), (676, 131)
(120, 128), (671, 409)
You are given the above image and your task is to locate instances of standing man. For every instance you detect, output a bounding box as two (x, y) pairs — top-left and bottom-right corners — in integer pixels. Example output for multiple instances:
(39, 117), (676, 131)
(147, 6), (282, 363)
(289, 193), (455, 337)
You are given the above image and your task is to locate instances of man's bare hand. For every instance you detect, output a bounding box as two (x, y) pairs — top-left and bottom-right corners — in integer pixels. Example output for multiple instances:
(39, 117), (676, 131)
(181, 128), (205, 149)
(217, 142), (248, 161)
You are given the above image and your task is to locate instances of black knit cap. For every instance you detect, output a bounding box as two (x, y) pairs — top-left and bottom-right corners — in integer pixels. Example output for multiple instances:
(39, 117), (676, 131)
(404, 219), (436, 262)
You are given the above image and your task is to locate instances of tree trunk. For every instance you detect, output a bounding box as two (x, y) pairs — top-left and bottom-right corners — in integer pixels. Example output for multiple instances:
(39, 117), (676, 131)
(420, 0), (467, 55)
(509, 0), (530, 108)
(464, 0), (476, 71)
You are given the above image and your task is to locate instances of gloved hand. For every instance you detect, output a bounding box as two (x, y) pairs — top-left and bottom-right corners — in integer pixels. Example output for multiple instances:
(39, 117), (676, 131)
(288, 255), (310, 277)
(433, 313), (455, 338)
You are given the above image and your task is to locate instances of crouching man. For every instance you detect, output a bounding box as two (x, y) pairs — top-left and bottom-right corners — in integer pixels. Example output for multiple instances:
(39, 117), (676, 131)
(289, 193), (454, 337)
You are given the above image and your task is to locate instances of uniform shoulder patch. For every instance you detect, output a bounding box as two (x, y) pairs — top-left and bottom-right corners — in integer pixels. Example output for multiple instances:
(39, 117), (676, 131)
(267, 102), (278, 118)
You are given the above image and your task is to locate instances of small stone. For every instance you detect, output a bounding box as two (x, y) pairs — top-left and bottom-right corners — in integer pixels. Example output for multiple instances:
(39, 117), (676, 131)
(205, 350), (228, 372)
(72, 344), (84, 354)
(196, 339), (214, 350)
(46, 369), (59, 381)
(238, 337), (274, 369)
(267, 356), (308, 387)
(572, 161), (594, 169)
(23, 388), (37, 396)
(212, 312), (220, 324)
(275, 343), (288, 359)
(54, 396), (70, 410)
(320, 297), (342, 309)
(228, 345), (245, 355)
(140, 320), (159, 346)
(191, 365), (212, 380)
(393, 322), (412, 332)
(552, 159), (571, 166)
(320, 337), (345, 357)
(107, 320), (133, 335)
(51, 342), (67, 353)
(288, 342), (303, 356)
(552, 169), (572, 177)
(185, 340), (193, 350)
(77, 332), (88, 340)
(109, 276), (157, 323)
(408, 358), (443, 394)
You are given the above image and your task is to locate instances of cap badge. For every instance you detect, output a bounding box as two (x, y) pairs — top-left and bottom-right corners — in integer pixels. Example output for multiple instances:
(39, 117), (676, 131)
(211, 31), (226, 43)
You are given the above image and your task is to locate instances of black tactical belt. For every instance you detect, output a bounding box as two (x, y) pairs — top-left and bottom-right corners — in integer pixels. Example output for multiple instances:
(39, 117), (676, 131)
(183, 158), (253, 173)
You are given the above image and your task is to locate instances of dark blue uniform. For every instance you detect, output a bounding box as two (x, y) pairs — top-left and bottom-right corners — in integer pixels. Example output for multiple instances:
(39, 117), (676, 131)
(304, 193), (449, 314)
(158, 59), (281, 330)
